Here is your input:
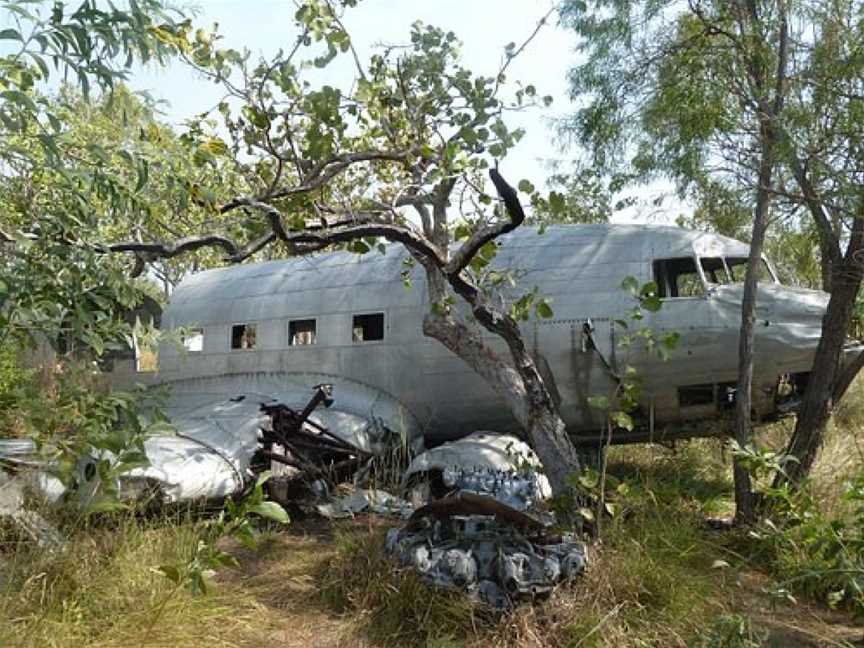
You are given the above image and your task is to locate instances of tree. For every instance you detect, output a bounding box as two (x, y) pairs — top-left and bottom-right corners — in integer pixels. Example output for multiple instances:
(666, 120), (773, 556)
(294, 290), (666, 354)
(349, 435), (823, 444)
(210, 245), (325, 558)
(0, 83), (255, 360)
(87, 3), (584, 493)
(0, 0), (190, 352)
(528, 167), (614, 224)
(560, 0), (864, 489)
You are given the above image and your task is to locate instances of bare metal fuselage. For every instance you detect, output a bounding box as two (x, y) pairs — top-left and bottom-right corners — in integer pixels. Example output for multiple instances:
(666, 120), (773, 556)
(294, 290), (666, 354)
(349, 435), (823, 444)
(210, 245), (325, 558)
(111, 224), (834, 447)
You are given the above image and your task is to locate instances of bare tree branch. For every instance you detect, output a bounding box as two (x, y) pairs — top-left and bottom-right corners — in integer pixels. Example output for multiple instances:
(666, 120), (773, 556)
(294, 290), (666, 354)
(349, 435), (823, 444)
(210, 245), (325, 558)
(445, 168), (525, 275)
(226, 150), (413, 205)
(107, 235), (239, 259)
(786, 149), (843, 265)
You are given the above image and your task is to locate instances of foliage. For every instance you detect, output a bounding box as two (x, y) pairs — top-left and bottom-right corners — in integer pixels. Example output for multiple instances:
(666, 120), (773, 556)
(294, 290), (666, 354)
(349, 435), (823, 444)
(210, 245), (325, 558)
(587, 276), (678, 434)
(698, 614), (767, 648)
(318, 526), (484, 647)
(528, 168), (615, 224)
(0, 0), (179, 96)
(6, 429), (864, 646)
(0, 0), (194, 354)
(744, 459), (864, 618)
(0, 510), (278, 648)
(561, 0), (864, 486)
(0, 353), (167, 514)
(0, 227), (149, 354)
(559, 0), (864, 290)
(123, 0), (588, 491)
(0, 82), (251, 352)
(156, 472), (290, 596)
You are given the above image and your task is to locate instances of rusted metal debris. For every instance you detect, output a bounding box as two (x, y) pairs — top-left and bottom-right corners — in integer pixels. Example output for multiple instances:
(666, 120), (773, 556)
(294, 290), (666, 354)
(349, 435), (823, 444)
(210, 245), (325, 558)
(386, 435), (586, 608)
(387, 491), (586, 609)
(256, 384), (375, 493)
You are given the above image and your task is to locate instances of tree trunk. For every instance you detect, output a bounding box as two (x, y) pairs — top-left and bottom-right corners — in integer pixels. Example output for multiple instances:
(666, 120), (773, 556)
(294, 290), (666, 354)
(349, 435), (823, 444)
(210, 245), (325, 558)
(778, 264), (862, 486)
(733, 117), (776, 523)
(728, 0), (788, 519)
(420, 265), (581, 495)
(732, 212), (768, 523)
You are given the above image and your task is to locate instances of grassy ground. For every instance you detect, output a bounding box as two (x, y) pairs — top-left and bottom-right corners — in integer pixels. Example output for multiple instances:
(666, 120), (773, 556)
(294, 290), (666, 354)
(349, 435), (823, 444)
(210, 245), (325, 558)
(3, 394), (864, 647)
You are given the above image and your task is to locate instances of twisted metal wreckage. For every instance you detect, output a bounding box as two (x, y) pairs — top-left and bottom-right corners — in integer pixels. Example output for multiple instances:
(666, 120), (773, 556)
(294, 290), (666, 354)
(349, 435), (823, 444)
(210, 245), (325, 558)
(0, 384), (585, 607)
(1, 219), (853, 604)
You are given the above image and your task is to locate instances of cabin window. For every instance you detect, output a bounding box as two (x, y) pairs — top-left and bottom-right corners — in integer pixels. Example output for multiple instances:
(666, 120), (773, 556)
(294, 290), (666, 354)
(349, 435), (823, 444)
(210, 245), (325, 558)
(352, 313), (384, 343)
(231, 323), (257, 350)
(678, 384), (714, 406)
(182, 328), (204, 352)
(134, 338), (158, 373)
(289, 319), (317, 346)
(677, 382), (737, 409)
(653, 258), (705, 298)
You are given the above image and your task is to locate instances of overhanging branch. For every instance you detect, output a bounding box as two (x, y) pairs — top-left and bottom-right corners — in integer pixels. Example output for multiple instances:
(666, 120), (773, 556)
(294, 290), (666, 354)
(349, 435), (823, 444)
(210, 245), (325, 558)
(107, 235), (239, 259)
(445, 168), (525, 276)
(219, 150), (413, 210)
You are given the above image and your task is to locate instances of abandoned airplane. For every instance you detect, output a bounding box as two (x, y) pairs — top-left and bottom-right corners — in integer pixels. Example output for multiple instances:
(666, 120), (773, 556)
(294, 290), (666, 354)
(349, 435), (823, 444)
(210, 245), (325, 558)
(2, 223), (846, 505)
(64, 222), (841, 501)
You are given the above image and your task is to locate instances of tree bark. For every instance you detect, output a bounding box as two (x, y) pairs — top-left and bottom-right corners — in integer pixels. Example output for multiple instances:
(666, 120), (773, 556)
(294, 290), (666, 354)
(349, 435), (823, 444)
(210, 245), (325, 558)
(778, 260), (863, 486)
(733, 189), (770, 523)
(420, 262), (581, 495)
(731, 0), (786, 523)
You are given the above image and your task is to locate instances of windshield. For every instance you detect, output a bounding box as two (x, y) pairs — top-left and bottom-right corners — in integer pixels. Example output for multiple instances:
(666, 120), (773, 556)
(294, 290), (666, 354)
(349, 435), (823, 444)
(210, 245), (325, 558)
(700, 257), (776, 285)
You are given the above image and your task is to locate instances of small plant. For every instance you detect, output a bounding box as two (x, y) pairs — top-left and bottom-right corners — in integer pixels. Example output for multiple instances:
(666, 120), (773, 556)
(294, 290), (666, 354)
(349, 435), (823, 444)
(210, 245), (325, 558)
(156, 471), (290, 596)
(584, 276), (679, 531)
(699, 613), (767, 647)
(739, 445), (864, 618)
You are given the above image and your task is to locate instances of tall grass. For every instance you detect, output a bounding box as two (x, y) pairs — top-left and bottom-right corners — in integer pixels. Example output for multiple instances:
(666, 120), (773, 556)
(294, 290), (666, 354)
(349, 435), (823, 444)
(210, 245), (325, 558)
(0, 507), (274, 648)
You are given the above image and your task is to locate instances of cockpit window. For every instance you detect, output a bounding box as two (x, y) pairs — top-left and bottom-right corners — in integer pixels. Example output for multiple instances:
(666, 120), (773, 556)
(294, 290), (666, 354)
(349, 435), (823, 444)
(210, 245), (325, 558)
(699, 256), (776, 284)
(653, 258), (705, 298)
(726, 257), (774, 283)
(700, 257), (730, 284)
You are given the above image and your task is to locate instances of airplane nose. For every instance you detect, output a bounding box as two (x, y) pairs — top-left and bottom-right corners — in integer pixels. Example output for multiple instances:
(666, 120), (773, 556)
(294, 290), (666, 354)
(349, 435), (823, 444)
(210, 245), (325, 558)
(762, 285), (828, 323)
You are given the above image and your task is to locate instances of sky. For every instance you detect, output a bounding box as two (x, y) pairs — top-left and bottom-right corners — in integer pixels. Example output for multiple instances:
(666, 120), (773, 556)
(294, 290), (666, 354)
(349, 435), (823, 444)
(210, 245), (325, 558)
(131, 1), (573, 184)
(127, 0), (683, 223)
(0, 0), (684, 223)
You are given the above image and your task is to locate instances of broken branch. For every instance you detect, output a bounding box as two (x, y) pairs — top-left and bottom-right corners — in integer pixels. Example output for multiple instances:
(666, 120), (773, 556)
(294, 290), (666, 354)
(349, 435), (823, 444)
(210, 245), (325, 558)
(445, 168), (526, 276)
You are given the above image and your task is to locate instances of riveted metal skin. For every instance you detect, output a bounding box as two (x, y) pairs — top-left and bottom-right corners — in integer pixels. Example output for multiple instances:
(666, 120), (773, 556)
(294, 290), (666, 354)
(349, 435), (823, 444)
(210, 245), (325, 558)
(109, 224), (842, 447)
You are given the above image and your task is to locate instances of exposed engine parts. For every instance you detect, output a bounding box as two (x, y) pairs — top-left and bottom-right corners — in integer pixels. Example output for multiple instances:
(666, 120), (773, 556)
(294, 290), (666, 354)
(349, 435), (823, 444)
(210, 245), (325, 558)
(386, 492), (586, 608)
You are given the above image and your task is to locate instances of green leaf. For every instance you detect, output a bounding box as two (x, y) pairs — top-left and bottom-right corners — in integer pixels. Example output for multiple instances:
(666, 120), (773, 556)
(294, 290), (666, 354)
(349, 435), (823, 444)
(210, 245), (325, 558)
(2, 89), (37, 113)
(201, 137), (228, 156)
(0, 29), (21, 41)
(189, 570), (207, 596)
(348, 240), (370, 254)
(621, 275), (639, 295)
(641, 295), (662, 312)
(517, 179), (535, 194)
(610, 410), (634, 431)
(248, 501), (290, 525)
(232, 521), (257, 549)
(662, 331), (680, 349)
(535, 300), (554, 319)
(85, 496), (128, 515)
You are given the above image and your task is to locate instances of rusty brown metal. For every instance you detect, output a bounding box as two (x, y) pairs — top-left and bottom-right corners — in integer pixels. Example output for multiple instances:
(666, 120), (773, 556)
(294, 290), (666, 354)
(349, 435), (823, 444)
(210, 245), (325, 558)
(406, 491), (545, 533)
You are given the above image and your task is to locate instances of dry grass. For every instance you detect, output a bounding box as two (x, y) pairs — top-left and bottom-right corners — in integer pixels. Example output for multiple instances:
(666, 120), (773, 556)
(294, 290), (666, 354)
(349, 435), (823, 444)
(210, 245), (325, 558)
(0, 509), (281, 648)
(5, 381), (864, 647)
